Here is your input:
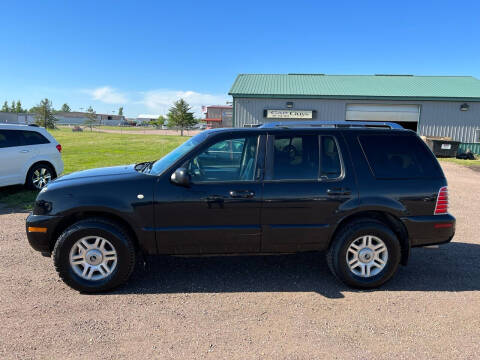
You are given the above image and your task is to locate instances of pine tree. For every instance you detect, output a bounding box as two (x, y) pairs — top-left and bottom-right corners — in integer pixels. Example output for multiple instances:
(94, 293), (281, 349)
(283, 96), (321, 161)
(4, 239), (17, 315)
(61, 103), (71, 112)
(32, 98), (57, 129)
(84, 106), (97, 131)
(167, 99), (197, 136)
(10, 100), (15, 112)
(15, 100), (23, 113)
(118, 107), (123, 116)
(1, 101), (9, 112)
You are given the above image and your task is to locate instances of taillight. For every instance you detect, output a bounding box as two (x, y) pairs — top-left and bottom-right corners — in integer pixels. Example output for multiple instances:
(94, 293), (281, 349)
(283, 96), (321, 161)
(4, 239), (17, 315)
(56, 144), (62, 153)
(434, 186), (448, 215)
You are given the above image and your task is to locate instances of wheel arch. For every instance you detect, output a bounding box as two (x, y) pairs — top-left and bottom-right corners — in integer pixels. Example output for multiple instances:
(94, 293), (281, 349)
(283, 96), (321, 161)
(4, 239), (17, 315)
(49, 211), (140, 254)
(24, 160), (57, 184)
(330, 210), (410, 265)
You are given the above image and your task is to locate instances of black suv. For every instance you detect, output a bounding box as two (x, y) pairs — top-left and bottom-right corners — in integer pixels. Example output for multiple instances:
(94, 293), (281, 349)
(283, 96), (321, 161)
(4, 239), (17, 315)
(26, 121), (455, 292)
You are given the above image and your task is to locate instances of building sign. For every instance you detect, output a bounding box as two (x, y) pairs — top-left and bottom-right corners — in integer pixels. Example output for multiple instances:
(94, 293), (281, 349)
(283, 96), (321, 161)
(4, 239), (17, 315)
(265, 109), (314, 119)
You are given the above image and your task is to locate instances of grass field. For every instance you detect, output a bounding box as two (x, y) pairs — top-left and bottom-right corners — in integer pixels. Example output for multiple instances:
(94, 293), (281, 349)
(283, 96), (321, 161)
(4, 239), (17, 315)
(437, 157), (480, 168)
(95, 125), (159, 131)
(0, 128), (188, 210)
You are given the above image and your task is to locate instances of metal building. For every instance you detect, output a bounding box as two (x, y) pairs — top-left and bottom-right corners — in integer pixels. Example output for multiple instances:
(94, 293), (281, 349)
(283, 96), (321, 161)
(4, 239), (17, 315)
(229, 74), (480, 151)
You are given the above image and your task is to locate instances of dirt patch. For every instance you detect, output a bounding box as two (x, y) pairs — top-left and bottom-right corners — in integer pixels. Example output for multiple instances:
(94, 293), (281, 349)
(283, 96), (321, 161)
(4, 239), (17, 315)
(1, 161), (479, 359)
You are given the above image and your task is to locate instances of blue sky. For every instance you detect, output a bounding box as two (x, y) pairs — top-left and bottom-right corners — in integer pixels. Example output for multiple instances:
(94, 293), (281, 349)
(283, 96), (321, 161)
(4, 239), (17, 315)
(0, 0), (479, 117)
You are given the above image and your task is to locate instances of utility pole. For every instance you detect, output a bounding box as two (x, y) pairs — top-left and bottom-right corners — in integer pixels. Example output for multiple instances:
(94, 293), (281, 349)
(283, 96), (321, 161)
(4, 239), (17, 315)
(44, 104), (47, 128)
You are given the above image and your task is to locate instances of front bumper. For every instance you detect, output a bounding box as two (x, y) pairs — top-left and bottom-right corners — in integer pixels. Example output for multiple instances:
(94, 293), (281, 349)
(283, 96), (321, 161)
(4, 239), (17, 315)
(26, 214), (62, 254)
(402, 214), (456, 247)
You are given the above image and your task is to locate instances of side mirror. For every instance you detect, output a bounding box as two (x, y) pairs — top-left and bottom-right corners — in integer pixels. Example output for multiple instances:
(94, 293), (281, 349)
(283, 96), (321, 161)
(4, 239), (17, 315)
(170, 167), (190, 187)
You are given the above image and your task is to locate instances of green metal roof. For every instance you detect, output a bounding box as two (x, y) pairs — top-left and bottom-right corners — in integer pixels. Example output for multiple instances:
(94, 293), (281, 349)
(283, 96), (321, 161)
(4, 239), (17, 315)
(229, 74), (480, 101)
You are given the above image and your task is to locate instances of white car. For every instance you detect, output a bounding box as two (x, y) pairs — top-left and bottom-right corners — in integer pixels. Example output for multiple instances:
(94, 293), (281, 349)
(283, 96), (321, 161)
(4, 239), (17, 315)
(0, 124), (64, 190)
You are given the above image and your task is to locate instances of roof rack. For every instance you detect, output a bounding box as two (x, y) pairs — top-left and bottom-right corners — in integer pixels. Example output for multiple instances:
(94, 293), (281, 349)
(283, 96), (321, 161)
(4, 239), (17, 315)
(260, 121), (404, 130)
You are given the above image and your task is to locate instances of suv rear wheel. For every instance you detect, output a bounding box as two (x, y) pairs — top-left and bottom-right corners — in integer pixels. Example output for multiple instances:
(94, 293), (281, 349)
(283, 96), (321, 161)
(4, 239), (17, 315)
(327, 219), (401, 289)
(26, 163), (55, 190)
(53, 218), (136, 293)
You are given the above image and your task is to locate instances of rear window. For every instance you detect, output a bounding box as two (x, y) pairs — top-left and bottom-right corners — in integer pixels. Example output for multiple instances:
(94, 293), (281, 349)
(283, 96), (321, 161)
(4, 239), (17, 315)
(20, 130), (50, 145)
(359, 134), (442, 179)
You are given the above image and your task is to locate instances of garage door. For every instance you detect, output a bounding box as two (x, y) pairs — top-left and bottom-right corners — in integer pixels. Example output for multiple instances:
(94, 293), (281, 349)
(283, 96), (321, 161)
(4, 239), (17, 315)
(346, 104), (420, 122)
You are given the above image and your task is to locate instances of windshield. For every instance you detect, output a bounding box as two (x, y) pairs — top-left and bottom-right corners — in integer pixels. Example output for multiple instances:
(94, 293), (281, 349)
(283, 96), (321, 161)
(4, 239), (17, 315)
(146, 131), (210, 175)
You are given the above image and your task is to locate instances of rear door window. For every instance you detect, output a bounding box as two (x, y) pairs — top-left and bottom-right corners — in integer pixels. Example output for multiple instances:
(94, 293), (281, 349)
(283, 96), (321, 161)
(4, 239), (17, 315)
(359, 134), (442, 179)
(272, 135), (319, 180)
(20, 130), (50, 145)
(0, 130), (22, 148)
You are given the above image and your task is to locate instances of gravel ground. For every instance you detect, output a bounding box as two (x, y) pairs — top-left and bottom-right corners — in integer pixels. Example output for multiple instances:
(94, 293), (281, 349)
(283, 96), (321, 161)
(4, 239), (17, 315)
(1, 162), (479, 359)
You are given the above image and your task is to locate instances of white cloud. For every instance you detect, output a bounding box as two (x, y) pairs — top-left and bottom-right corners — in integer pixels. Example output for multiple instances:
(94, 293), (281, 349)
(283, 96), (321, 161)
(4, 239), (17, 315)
(141, 90), (229, 116)
(88, 86), (128, 104)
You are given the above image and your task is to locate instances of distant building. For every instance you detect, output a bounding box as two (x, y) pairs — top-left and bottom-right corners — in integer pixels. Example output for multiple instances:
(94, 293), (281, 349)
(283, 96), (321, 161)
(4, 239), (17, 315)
(136, 114), (160, 124)
(0, 111), (125, 126)
(55, 112), (125, 126)
(0, 112), (36, 124)
(202, 105), (233, 128)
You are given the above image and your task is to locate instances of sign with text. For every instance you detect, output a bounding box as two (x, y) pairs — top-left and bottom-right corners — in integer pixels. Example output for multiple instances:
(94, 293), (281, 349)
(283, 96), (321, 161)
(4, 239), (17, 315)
(265, 109), (314, 119)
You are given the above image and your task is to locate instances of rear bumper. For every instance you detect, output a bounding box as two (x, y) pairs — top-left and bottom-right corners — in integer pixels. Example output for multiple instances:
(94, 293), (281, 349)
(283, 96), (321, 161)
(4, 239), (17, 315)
(25, 213), (62, 254)
(402, 214), (456, 247)
(52, 155), (64, 176)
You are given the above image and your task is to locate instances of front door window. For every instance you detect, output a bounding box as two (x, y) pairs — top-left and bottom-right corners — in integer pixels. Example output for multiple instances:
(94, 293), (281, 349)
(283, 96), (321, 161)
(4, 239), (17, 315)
(186, 135), (259, 182)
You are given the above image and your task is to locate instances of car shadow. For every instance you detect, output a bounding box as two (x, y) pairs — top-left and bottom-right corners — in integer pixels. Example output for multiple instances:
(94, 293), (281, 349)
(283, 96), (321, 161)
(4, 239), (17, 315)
(109, 241), (480, 298)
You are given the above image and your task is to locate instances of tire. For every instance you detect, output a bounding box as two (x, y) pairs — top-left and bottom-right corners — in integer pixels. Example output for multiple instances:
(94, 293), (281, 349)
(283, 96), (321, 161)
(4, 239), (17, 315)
(327, 219), (401, 289)
(26, 163), (55, 190)
(53, 218), (136, 293)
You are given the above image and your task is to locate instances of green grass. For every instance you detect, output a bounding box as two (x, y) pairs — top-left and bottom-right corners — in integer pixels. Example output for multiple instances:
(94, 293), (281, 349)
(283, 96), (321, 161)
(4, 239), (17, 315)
(95, 125), (159, 131)
(437, 157), (480, 168)
(0, 128), (188, 211)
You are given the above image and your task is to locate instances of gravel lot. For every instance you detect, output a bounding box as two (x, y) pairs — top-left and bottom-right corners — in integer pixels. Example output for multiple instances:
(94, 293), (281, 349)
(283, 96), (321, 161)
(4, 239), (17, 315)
(1, 162), (479, 359)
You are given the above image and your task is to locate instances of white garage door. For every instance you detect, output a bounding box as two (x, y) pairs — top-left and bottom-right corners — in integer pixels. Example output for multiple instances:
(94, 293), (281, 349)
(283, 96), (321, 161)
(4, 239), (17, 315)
(346, 104), (420, 122)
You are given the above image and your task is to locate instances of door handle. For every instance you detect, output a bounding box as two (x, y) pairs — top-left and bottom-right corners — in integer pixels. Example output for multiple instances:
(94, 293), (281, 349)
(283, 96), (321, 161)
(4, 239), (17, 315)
(206, 195), (224, 202)
(20, 149), (30, 153)
(229, 190), (255, 198)
(326, 188), (351, 196)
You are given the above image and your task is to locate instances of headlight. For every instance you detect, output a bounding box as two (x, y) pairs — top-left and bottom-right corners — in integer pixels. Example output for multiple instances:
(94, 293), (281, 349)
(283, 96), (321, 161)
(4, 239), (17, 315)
(33, 200), (52, 215)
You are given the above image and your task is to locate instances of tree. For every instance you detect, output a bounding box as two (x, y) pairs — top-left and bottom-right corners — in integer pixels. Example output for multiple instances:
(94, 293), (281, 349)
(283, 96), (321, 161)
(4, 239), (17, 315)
(15, 100), (23, 113)
(32, 98), (57, 129)
(84, 106), (97, 131)
(166, 99), (196, 136)
(157, 115), (166, 126)
(118, 107), (123, 116)
(61, 103), (71, 112)
(1, 101), (8, 112)
(10, 101), (15, 112)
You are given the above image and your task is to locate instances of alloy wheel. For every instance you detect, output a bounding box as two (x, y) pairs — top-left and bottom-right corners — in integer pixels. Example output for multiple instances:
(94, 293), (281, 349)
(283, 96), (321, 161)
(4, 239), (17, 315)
(346, 235), (388, 277)
(32, 168), (52, 189)
(69, 236), (118, 281)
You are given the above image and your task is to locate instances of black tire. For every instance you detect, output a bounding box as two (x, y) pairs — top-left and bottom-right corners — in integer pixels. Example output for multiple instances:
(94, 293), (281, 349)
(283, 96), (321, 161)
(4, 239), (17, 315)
(327, 219), (401, 289)
(26, 163), (55, 190)
(53, 218), (136, 293)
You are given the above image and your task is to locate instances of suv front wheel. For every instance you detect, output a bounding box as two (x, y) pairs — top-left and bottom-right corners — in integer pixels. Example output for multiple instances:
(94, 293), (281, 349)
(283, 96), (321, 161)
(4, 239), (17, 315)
(327, 219), (401, 289)
(53, 218), (136, 293)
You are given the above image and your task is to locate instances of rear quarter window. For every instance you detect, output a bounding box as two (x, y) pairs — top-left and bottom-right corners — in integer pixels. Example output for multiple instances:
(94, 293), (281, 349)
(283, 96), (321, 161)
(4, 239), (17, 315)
(20, 130), (50, 145)
(359, 134), (442, 179)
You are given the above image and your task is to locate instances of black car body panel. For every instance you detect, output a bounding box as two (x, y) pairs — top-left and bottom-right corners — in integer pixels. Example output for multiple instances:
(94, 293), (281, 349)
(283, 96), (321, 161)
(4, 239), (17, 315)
(26, 126), (455, 259)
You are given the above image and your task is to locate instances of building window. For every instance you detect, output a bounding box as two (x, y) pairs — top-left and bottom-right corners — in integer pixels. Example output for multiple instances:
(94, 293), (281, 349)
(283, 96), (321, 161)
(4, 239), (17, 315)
(475, 129), (480, 143)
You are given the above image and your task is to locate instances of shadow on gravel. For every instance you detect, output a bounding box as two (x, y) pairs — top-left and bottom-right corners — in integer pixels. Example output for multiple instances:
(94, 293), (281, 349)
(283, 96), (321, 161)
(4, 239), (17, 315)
(109, 241), (480, 298)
